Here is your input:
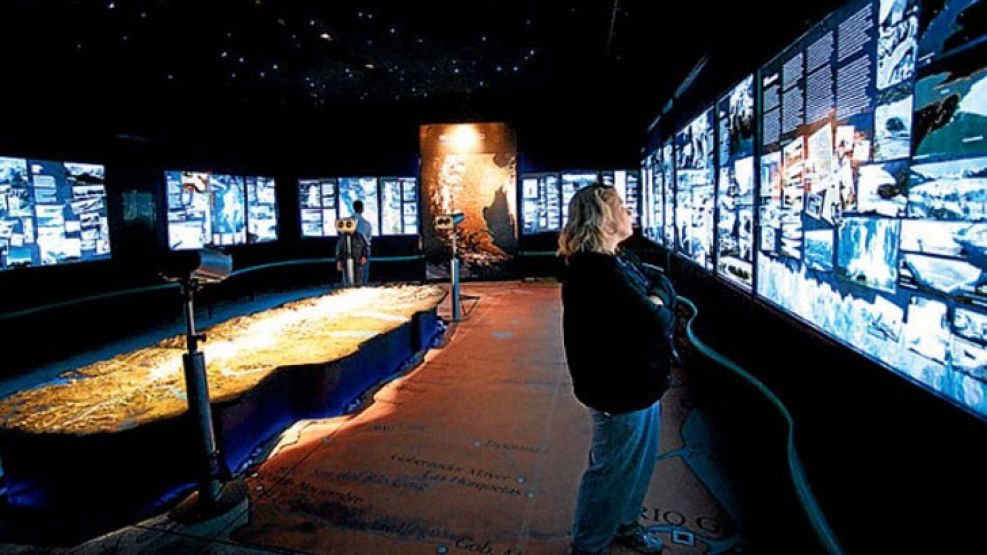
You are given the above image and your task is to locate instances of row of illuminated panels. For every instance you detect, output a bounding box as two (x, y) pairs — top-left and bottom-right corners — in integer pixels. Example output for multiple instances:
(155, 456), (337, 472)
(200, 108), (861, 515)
(639, 0), (987, 420)
(639, 74), (753, 288)
(3, 163), (637, 268)
(166, 173), (423, 249)
(520, 170), (641, 234)
(179, 169), (641, 246)
(0, 162), (421, 268)
(296, 177), (419, 239)
(165, 173), (423, 249)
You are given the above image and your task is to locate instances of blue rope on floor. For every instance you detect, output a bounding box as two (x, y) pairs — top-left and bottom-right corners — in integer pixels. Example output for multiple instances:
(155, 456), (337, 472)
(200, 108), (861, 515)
(677, 295), (845, 555)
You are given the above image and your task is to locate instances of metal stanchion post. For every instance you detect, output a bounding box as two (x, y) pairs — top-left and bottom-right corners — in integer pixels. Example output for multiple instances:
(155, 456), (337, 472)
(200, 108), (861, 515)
(161, 249), (247, 523)
(451, 231), (461, 322)
(181, 282), (223, 506)
(345, 234), (355, 287)
(337, 218), (358, 288)
(435, 212), (465, 322)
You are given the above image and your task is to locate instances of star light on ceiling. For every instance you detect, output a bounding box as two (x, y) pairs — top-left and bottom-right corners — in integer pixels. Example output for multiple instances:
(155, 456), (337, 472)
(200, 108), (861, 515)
(42, 2), (626, 113)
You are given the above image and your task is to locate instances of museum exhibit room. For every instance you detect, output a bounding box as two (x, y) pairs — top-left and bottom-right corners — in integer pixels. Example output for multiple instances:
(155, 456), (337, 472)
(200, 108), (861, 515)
(0, 0), (985, 553)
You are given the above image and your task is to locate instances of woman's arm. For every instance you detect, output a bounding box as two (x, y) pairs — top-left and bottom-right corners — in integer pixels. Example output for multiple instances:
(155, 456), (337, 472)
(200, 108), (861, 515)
(602, 263), (677, 343)
(621, 255), (678, 310)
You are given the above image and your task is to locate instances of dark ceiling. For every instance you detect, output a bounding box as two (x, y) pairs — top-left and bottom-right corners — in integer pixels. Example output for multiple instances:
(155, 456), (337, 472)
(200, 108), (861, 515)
(0, 0), (846, 170)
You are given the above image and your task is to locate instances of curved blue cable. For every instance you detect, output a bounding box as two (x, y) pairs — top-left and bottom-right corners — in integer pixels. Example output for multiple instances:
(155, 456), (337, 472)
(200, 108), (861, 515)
(677, 295), (845, 555)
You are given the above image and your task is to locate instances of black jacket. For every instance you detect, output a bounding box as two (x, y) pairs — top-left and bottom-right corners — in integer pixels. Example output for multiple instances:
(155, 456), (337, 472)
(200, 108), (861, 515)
(335, 232), (370, 261)
(561, 251), (678, 413)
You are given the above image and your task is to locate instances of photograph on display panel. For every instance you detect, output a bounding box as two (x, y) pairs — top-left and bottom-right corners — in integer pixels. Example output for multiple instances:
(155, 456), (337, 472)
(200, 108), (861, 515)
(913, 41), (987, 162)
(876, 0), (920, 91)
(381, 179), (404, 236)
(338, 177), (380, 240)
(298, 178), (338, 237)
(602, 170), (640, 226)
(638, 159), (651, 239)
(0, 157), (33, 269)
(208, 174), (246, 247)
(400, 178), (419, 235)
(675, 109), (715, 269)
(298, 179), (324, 237)
(167, 170), (208, 250)
(246, 176), (278, 243)
(520, 172), (561, 234)
(378, 177), (419, 236)
(166, 170), (249, 250)
(561, 172), (598, 225)
(856, 160), (909, 216)
(716, 75), (756, 288)
(913, 0), (987, 162)
(1, 157), (110, 269)
(661, 142), (676, 246)
(623, 171), (641, 226)
(652, 153), (664, 243)
(908, 156), (987, 220)
(874, 90), (914, 161)
(626, 171), (640, 226)
(419, 123), (518, 279)
(642, 152), (663, 243)
(754, 0), (987, 419)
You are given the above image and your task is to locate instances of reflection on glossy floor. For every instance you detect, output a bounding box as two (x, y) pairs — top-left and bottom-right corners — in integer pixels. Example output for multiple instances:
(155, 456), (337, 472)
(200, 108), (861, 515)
(1, 281), (742, 554)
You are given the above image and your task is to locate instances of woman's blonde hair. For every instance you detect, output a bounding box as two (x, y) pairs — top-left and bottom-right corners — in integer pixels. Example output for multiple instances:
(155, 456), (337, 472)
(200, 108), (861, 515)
(558, 183), (622, 258)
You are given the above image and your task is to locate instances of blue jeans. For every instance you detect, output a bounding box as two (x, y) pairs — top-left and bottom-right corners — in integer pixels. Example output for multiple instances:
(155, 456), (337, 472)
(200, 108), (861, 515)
(571, 402), (661, 552)
(360, 260), (370, 286)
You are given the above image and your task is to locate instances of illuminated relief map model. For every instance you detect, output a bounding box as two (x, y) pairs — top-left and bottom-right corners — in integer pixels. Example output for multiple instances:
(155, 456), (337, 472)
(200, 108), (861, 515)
(0, 286), (444, 435)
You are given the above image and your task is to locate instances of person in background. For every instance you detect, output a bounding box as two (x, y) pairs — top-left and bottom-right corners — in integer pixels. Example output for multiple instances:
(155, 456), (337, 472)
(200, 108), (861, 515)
(352, 199), (373, 285)
(335, 207), (370, 287)
(558, 183), (679, 555)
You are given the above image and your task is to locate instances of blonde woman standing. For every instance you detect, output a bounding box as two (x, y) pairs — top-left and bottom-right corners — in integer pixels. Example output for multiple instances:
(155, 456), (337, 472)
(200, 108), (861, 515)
(559, 183), (678, 555)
